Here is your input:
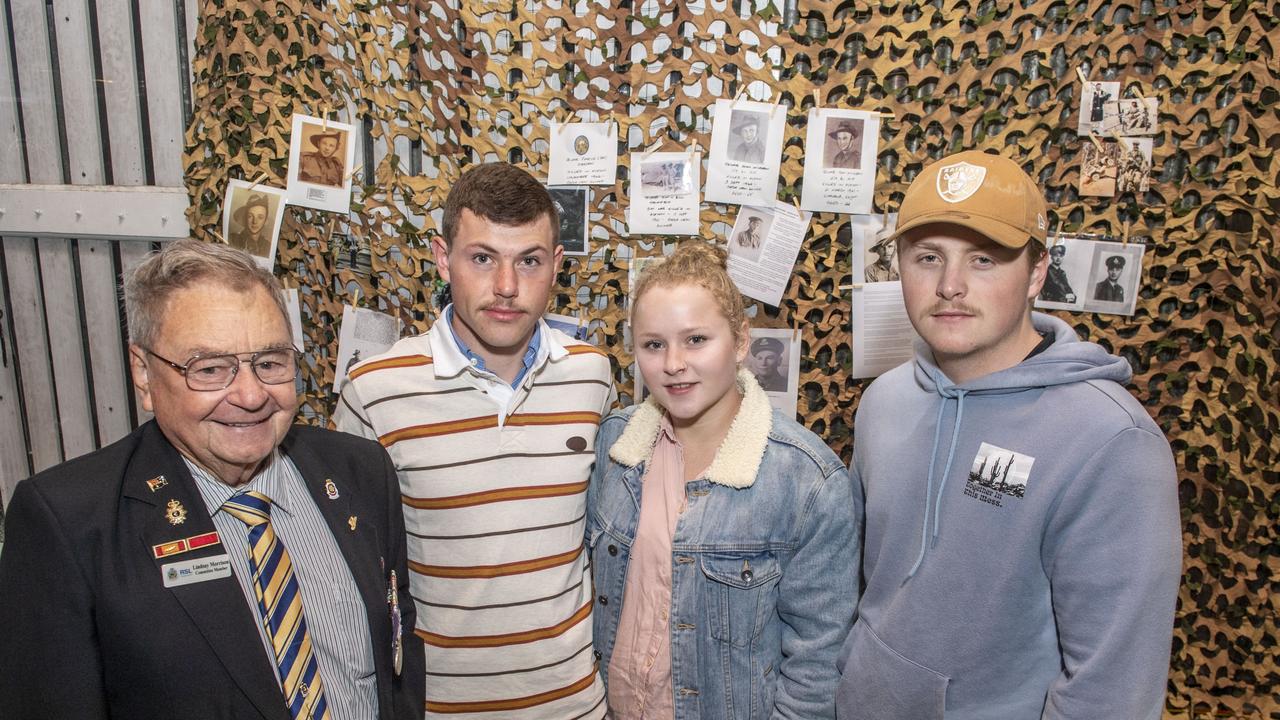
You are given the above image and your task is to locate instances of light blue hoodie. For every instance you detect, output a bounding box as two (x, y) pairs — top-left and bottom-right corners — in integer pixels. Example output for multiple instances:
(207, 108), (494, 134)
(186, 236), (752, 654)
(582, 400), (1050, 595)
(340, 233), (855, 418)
(836, 313), (1181, 720)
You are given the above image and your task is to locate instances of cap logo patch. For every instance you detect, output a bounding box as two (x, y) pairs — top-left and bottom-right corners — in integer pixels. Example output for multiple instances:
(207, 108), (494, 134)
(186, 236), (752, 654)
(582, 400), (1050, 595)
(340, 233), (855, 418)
(936, 161), (987, 203)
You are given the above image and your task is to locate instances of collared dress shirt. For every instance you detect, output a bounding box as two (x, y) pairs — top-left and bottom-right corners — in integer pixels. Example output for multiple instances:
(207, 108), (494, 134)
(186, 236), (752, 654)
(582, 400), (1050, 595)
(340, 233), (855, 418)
(189, 451), (378, 720)
(442, 304), (544, 424)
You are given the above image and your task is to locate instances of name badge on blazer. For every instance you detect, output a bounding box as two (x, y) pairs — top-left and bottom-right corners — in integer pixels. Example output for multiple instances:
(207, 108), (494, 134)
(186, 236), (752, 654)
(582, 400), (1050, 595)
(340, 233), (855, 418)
(162, 555), (232, 588)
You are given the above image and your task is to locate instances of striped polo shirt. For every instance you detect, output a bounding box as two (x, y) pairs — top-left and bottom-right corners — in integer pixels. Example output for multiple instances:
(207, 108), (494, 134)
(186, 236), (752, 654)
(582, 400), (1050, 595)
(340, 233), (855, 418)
(335, 317), (615, 719)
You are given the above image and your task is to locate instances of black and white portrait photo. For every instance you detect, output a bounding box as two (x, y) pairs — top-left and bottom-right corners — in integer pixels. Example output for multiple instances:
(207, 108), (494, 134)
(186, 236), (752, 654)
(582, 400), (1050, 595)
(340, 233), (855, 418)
(286, 113), (358, 212)
(1082, 240), (1146, 316)
(746, 328), (800, 417)
(824, 117), (864, 170)
(728, 109), (769, 164)
(1039, 243), (1078, 304)
(729, 210), (772, 263)
(548, 186), (589, 256)
(1116, 138), (1152, 194)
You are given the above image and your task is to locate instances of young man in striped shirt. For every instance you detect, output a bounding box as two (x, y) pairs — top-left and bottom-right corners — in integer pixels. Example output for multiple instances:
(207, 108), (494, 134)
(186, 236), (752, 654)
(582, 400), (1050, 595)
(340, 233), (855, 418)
(335, 163), (615, 719)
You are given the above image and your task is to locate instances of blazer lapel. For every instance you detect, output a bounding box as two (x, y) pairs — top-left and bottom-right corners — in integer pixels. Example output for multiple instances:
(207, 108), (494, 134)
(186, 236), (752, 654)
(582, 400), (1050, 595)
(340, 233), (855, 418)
(121, 423), (290, 720)
(281, 430), (393, 711)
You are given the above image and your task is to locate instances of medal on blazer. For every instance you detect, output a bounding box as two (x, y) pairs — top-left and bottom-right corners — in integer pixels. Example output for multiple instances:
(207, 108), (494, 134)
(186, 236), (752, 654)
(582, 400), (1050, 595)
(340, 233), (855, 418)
(146, 475), (168, 492)
(388, 570), (403, 675)
(153, 531), (221, 559)
(324, 479), (340, 500)
(165, 499), (188, 525)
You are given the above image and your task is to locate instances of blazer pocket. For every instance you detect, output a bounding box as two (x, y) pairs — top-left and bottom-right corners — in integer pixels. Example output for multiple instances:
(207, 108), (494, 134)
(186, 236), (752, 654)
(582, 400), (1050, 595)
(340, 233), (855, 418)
(700, 551), (781, 648)
(835, 621), (948, 720)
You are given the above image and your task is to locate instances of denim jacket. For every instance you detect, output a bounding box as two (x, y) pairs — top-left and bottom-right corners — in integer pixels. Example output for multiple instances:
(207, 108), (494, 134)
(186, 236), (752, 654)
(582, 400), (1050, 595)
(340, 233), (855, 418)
(587, 369), (862, 719)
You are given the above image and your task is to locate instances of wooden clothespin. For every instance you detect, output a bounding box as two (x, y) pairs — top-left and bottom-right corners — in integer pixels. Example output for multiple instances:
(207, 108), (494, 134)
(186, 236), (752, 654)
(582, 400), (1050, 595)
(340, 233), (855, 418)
(210, 229), (228, 245)
(1075, 66), (1088, 84)
(351, 284), (361, 306)
(731, 85), (747, 108)
(812, 88), (823, 109)
(1121, 220), (1131, 246)
(321, 103), (330, 132)
(607, 112), (617, 137)
(791, 196), (804, 219)
(641, 138), (665, 159)
(344, 164), (363, 183)
(1088, 131), (1105, 152)
(688, 141), (702, 158)
(556, 111), (573, 134)
(246, 172), (269, 191)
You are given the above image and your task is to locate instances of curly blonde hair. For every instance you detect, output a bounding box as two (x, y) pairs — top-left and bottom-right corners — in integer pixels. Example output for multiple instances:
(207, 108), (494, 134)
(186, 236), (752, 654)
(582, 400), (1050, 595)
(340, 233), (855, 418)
(631, 241), (748, 342)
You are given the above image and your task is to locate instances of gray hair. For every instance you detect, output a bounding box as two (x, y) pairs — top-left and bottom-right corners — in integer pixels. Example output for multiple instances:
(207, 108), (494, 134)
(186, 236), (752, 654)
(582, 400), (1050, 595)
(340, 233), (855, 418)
(122, 238), (288, 348)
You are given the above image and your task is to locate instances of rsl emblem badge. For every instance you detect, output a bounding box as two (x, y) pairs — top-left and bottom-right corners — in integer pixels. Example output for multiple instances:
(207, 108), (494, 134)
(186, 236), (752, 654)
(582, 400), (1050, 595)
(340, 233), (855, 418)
(936, 161), (987, 203)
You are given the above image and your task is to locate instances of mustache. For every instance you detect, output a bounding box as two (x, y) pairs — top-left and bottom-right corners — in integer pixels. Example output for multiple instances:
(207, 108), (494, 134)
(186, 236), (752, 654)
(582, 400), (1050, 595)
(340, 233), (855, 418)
(927, 303), (980, 316)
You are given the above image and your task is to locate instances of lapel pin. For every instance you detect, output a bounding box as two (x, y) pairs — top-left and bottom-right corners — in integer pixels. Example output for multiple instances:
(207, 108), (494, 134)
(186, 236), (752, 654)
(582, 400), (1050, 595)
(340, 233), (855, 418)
(165, 499), (188, 526)
(325, 479), (340, 500)
(146, 475), (168, 492)
(348, 516), (358, 531)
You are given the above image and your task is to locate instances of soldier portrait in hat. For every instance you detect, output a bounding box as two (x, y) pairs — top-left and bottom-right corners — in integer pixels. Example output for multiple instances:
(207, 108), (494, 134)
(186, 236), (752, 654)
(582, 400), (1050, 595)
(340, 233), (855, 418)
(221, 180), (285, 262)
(728, 109), (769, 164)
(730, 210), (771, 263)
(749, 334), (788, 392)
(1039, 243), (1077, 304)
(297, 124), (348, 188)
(1093, 254), (1127, 302)
(864, 233), (899, 282)
(825, 117), (864, 170)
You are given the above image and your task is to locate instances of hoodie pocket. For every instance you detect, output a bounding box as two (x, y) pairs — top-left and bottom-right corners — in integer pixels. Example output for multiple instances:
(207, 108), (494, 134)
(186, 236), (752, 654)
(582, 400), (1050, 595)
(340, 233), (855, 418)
(835, 621), (948, 720)
(700, 552), (781, 648)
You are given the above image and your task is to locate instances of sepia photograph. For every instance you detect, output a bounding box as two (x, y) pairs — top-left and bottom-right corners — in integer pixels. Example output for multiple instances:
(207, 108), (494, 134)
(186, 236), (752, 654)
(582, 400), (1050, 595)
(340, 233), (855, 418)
(1111, 97), (1158, 136)
(863, 233), (899, 283)
(1116, 137), (1153, 194)
(286, 113), (357, 213)
(548, 186), (589, 256)
(1079, 141), (1121, 197)
(639, 158), (693, 195)
(220, 179), (287, 266)
(824, 117), (865, 170)
(728, 109), (769, 164)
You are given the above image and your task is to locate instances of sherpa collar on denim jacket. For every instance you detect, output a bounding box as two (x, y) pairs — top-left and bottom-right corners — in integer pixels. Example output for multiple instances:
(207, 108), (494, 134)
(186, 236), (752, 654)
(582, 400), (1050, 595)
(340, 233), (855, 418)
(607, 367), (772, 489)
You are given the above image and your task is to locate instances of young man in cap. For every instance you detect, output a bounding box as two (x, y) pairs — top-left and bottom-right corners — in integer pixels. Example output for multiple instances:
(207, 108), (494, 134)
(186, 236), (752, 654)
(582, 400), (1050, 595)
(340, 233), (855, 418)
(1094, 254), (1126, 302)
(335, 163), (614, 719)
(835, 150), (1180, 719)
(730, 113), (766, 164)
(1039, 242), (1076, 303)
(827, 120), (863, 169)
(229, 193), (273, 258)
(749, 336), (787, 391)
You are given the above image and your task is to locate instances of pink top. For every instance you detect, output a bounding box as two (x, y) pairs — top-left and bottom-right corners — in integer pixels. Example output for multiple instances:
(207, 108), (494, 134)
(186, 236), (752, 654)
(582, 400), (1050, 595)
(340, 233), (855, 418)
(607, 415), (688, 720)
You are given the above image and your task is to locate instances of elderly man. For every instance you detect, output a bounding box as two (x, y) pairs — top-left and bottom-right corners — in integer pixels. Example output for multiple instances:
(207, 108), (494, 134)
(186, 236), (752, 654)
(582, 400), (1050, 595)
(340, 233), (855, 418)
(336, 163), (615, 719)
(837, 150), (1179, 718)
(0, 239), (423, 720)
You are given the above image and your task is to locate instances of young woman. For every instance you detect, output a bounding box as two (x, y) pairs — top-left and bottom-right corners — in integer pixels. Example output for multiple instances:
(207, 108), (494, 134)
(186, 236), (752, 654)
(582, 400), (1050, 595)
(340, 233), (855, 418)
(587, 242), (861, 719)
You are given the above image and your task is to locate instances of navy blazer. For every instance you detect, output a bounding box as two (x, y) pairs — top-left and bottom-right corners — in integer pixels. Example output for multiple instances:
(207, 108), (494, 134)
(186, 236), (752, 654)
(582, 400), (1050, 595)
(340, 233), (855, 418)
(0, 420), (424, 719)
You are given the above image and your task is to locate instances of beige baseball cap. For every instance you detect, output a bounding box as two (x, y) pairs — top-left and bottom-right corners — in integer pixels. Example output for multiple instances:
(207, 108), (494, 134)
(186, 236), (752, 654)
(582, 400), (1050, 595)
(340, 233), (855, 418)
(893, 150), (1048, 249)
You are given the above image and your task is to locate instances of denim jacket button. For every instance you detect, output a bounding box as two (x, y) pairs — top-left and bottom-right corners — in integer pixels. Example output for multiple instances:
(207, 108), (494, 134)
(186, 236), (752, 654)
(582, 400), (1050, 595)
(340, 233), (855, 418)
(607, 544), (618, 556)
(594, 650), (602, 660)
(598, 594), (608, 605)
(741, 569), (753, 582)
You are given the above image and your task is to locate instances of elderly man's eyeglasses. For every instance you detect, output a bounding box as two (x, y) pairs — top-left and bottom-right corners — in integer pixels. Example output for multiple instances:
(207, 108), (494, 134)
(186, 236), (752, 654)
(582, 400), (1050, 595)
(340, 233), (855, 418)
(146, 348), (300, 391)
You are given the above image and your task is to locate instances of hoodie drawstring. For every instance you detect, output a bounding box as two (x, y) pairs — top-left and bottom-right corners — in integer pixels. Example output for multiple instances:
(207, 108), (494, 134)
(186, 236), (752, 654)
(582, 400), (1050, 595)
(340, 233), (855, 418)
(903, 387), (968, 585)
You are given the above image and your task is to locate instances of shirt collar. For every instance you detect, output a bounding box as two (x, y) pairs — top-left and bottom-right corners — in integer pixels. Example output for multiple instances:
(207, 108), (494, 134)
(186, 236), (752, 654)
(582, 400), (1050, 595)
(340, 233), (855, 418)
(431, 304), (567, 384)
(187, 450), (296, 519)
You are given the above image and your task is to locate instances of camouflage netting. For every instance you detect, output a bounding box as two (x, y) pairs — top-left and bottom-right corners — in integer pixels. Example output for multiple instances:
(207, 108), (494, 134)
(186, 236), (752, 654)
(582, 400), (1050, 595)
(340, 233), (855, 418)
(183, 0), (1278, 715)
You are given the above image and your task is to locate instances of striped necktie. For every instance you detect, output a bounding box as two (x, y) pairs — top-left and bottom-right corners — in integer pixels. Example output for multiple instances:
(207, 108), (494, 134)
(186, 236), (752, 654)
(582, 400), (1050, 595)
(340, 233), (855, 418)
(223, 491), (331, 720)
